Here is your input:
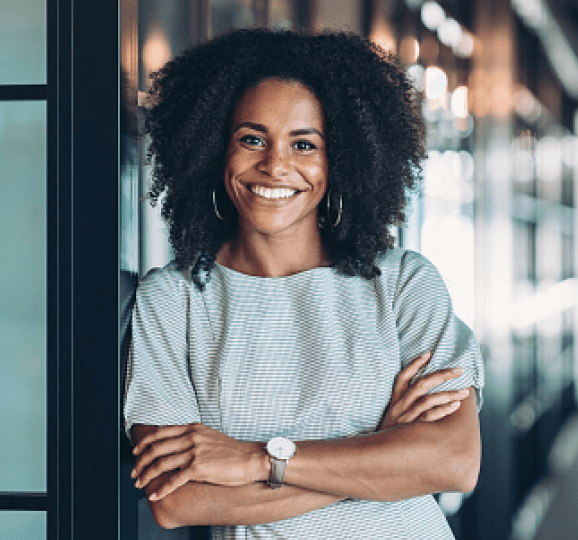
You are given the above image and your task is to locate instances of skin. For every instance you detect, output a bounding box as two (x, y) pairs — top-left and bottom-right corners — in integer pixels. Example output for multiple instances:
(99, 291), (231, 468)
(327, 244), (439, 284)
(130, 79), (482, 529)
(218, 78), (329, 277)
(131, 357), (478, 528)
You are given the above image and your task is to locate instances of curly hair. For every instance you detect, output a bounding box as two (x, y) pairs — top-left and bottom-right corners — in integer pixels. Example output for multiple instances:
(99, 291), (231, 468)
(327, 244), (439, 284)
(145, 28), (426, 288)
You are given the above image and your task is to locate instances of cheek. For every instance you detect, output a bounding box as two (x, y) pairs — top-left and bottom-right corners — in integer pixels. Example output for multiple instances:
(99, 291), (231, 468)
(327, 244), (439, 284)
(224, 153), (246, 186)
(304, 159), (328, 190)
(225, 148), (257, 178)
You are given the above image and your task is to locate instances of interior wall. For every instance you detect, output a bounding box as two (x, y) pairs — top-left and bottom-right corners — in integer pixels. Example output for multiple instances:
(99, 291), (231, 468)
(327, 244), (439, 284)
(313, 0), (361, 32)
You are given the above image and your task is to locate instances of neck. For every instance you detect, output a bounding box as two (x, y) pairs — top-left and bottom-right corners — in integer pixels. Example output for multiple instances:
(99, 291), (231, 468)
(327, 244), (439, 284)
(217, 226), (329, 278)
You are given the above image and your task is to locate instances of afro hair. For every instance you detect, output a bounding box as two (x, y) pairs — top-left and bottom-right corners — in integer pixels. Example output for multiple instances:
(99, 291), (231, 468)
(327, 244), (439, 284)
(144, 28), (426, 288)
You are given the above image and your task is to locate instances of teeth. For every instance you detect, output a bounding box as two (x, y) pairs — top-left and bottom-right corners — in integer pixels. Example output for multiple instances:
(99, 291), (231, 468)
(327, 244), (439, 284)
(251, 185), (297, 199)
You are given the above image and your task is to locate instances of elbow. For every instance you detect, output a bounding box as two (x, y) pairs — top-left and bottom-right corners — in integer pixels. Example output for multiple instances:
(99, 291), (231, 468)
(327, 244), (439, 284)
(444, 438), (481, 494)
(143, 475), (190, 529)
(453, 455), (480, 493)
(459, 426), (481, 493)
(149, 499), (181, 530)
(462, 441), (481, 492)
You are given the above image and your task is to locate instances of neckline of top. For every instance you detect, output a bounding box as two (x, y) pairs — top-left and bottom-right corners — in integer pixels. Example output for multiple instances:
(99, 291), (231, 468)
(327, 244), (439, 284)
(213, 261), (334, 282)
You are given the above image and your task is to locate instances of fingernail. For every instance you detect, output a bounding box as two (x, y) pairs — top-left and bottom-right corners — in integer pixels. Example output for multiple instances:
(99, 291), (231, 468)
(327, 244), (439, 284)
(130, 469), (136, 479)
(458, 389), (469, 396)
(451, 401), (462, 408)
(149, 493), (157, 501)
(134, 479), (141, 488)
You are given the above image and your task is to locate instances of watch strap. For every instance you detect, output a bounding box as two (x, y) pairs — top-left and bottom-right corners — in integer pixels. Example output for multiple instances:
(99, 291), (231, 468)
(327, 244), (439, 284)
(268, 458), (288, 489)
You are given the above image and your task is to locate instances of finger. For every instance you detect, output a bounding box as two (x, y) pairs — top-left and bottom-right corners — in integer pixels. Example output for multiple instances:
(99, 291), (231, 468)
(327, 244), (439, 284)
(391, 352), (431, 401)
(418, 400), (462, 422)
(414, 367), (464, 391)
(133, 425), (192, 456)
(399, 367), (464, 410)
(397, 388), (470, 424)
(149, 469), (191, 501)
(384, 368), (464, 426)
(132, 434), (194, 479)
(136, 452), (190, 489)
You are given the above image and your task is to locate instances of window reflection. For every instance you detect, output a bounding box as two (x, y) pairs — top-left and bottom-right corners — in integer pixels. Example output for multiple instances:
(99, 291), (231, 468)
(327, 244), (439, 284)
(0, 0), (46, 84)
(0, 101), (46, 491)
(0, 511), (45, 540)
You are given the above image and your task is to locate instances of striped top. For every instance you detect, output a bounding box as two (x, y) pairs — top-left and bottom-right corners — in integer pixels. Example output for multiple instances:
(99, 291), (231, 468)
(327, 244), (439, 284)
(124, 248), (484, 540)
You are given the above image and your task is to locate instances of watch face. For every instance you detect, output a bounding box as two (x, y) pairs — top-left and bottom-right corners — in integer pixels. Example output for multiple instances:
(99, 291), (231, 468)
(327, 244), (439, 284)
(267, 437), (296, 460)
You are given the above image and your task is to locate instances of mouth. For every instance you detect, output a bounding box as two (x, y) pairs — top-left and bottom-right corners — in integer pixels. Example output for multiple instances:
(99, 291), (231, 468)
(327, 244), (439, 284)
(247, 184), (300, 200)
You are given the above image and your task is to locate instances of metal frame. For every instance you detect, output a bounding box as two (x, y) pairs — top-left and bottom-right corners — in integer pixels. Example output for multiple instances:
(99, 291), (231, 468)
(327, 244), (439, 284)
(0, 493), (47, 511)
(0, 85), (47, 100)
(47, 0), (123, 538)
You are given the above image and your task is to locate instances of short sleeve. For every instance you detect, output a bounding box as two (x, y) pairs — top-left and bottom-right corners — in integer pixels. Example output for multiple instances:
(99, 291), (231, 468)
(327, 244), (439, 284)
(123, 267), (201, 440)
(392, 251), (485, 410)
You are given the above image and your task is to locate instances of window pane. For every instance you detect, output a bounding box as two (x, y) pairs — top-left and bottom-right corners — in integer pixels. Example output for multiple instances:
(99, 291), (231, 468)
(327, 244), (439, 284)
(0, 0), (46, 84)
(0, 101), (46, 491)
(0, 511), (46, 539)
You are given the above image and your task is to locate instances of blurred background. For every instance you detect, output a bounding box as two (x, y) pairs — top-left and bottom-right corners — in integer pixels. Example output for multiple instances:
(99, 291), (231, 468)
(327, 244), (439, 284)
(131, 2), (578, 537)
(1, 0), (577, 539)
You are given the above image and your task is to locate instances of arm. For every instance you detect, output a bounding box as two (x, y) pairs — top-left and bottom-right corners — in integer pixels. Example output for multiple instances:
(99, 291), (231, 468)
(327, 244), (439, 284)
(133, 424), (344, 529)
(133, 354), (477, 528)
(127, 268), (347, 527)
(132, 253), (483, 527)
(135, 392), (478, 528)
(282, 389), (480, 501)
(279, 349), (480, 501)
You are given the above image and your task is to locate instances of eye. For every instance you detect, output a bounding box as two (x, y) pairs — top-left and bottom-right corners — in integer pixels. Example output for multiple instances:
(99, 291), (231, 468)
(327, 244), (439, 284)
(292, 140), (317, 151)
(240, 134), (265, 147)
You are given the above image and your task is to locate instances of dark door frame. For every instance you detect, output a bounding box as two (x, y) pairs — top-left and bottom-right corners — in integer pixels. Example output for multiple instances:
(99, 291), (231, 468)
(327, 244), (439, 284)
(47, 0), (129, 538)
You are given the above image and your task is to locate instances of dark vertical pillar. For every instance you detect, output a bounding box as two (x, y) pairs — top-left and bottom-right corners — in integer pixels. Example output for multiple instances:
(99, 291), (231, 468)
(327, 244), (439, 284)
(293, 0), (311, 30)
(48, 0), (122, 538)
(72, 0), (121, 535)
(47, 0), (73, 538)
(360, 0), (374, 37)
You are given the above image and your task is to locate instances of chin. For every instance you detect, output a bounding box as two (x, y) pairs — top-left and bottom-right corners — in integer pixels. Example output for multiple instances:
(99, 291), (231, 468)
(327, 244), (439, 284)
(241, 211), (320, 237)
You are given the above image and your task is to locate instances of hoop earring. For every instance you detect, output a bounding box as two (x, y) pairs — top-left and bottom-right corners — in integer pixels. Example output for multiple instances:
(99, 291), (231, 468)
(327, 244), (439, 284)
(327, 190), (342, 228)
(212, 189), (228, 220)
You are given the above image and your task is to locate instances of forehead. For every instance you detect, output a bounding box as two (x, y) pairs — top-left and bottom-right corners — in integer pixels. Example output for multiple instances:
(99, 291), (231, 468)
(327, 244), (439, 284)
(231, 79), (324, 129)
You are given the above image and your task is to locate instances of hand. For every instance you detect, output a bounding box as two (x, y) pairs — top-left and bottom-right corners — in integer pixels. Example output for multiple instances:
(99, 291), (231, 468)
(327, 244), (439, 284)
(131, 423), (268, 501)
(379, 352), (470, 430)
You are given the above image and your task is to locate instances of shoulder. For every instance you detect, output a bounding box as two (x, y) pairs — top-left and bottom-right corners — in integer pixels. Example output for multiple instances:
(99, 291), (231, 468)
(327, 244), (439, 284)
(135, 262), (193, 303)
(376, 247), (438, 283)
(374, 248), (448, 302)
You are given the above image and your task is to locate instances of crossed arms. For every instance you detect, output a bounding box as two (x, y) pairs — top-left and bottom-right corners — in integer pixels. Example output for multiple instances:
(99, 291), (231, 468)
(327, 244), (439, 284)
(130, 352), (481, 529)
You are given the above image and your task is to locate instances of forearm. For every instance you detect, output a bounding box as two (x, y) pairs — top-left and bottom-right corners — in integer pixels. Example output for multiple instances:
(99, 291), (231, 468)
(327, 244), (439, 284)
(134, 391), (480, 527)
(281, 392), (480, 501)
(146, 475), (344, 529)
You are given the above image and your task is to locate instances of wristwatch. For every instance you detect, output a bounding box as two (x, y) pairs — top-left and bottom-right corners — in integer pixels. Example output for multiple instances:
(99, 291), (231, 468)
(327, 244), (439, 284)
(266, 436), (296, 489)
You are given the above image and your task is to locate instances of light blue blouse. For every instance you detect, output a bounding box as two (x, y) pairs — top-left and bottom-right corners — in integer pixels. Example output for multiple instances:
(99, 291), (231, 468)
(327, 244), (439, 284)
(124, 248), (484, 539)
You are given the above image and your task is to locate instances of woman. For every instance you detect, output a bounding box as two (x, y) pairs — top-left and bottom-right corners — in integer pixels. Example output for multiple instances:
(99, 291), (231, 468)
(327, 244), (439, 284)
(124, 29), (484, 539)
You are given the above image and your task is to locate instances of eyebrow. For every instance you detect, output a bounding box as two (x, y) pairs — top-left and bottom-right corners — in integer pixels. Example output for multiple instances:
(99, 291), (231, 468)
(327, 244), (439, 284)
(232, 122), (325, 140)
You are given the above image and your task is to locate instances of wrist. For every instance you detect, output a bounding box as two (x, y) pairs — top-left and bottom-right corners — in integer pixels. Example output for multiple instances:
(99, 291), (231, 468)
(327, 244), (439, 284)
(265, 437), (296, 488)
(248, 442), (270, 483)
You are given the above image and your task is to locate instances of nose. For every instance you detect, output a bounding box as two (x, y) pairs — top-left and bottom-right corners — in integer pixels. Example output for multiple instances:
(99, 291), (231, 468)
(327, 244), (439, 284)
(258, 145), (289, 177)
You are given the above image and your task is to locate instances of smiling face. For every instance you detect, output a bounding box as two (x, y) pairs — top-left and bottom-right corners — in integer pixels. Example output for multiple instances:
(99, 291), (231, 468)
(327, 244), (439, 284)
(224, 78), (328, 239)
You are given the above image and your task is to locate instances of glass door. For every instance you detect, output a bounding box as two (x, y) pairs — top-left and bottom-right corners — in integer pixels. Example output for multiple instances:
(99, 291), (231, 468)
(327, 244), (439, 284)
(0, 0), (47, 536)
